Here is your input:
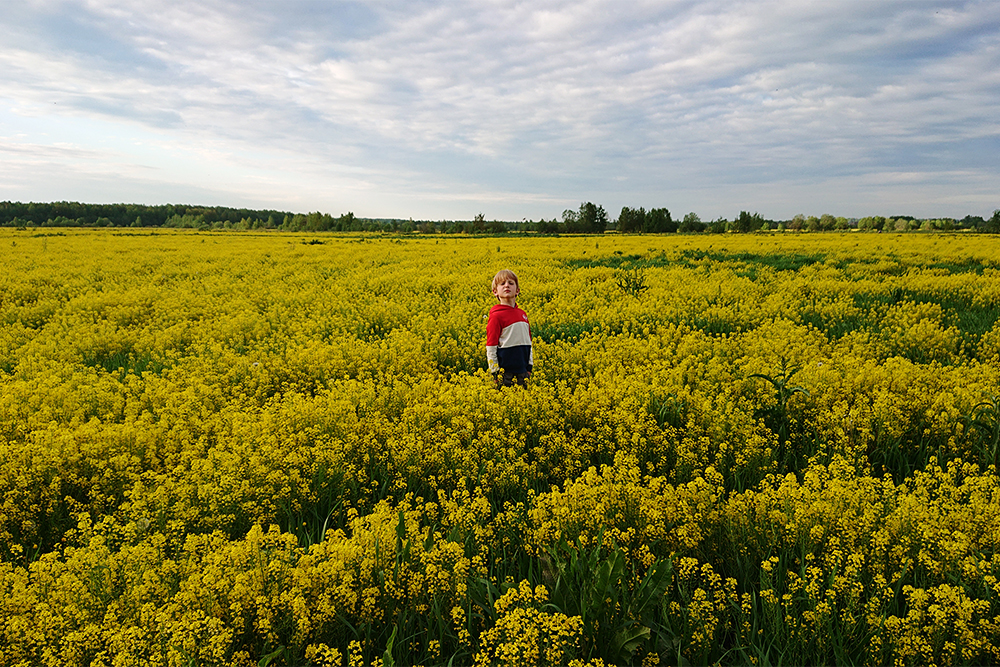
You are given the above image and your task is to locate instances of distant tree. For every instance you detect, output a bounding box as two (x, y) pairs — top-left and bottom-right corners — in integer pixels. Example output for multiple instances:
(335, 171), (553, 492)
(336, 212), (356, 231)
(617, 206), (646, 233)
(788, 214), (805, 231)
(887, 215), (918, 231)
(644, 207), (675, 233)
(857, 215), (886, 231)
(987, 209), (1000, 233)
(734, 211), (765, 233)
(305, 211), (334, 231)
(960, 215), (985, 230)
(679, 212), (702, 232)
(578, 202), (608, 234)
(536, 218), (561, 234)
(561, 208), (579, 232)
(707, 217), (728, 234)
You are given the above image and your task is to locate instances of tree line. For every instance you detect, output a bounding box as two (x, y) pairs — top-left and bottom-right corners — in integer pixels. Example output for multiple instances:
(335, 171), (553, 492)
(0, 202), (376, 232)
(3, 200), (999, 234)
(536, 205), (1000, 234)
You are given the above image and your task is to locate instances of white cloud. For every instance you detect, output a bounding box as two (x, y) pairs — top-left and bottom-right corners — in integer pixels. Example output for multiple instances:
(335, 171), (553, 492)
(0, 0), (998, 219)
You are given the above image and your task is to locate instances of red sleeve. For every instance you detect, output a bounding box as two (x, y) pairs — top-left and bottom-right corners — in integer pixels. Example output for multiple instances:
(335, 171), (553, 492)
(486, 308), (503, 345)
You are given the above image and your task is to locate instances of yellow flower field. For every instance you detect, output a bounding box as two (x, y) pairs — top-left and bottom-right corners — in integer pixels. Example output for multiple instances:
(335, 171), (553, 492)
(2, 228), (1000, 666)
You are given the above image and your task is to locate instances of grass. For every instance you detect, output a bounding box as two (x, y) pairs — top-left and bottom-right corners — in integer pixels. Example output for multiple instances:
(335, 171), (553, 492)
(80, 348), (166, 375)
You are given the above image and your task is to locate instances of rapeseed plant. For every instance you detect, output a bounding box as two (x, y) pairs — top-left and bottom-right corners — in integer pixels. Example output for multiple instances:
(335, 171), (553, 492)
(2, 229), (1000, 664)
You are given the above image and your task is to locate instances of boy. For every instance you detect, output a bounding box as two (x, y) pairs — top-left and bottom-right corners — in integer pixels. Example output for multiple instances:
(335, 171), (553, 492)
(486, 269), (533, 387)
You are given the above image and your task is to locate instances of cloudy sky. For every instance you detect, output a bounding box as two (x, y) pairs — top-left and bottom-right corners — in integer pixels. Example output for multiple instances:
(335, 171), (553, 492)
(1, 0), (998, 221)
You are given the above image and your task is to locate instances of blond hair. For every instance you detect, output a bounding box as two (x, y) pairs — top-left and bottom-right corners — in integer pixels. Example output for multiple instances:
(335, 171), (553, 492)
(491, 269), (519, 293)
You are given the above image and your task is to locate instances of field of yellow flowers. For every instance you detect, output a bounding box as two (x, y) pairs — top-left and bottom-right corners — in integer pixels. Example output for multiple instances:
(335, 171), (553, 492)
(2, 228), (1000, 666)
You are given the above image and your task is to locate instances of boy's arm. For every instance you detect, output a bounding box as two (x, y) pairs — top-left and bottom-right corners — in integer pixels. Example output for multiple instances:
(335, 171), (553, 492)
(486, 345), (500, 374)
(486, 313), (501, 374)
(527, 323), (533, 373)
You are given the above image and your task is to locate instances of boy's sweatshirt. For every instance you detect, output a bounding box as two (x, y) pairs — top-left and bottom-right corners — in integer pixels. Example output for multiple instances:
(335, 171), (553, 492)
(486, 303), (533, 375)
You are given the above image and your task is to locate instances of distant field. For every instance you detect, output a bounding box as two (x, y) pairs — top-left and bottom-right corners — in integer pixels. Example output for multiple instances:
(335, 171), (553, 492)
(2, 229), (1000, 666)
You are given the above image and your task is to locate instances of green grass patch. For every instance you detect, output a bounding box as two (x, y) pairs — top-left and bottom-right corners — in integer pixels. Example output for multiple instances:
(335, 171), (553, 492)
(566, 250), (832, 275)
(564, 253), (666, 270)
(925, 258), (992, 274)
(532, 321), (602, 343)
(81, 348), (166, 375)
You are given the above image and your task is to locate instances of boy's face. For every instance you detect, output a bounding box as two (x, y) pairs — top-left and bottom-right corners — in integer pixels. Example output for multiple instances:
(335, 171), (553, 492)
(493, 277), (519, 301)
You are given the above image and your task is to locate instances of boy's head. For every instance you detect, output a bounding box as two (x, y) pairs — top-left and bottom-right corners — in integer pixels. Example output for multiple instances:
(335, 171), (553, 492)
(491, 269), (520, 302)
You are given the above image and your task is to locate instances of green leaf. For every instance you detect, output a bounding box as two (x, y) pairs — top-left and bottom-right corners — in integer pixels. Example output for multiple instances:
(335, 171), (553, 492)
(258, 646), (285, 667)
(383, 625), (397, 667)
(395, 510), (407, 543)
(613, 624), (651, 662)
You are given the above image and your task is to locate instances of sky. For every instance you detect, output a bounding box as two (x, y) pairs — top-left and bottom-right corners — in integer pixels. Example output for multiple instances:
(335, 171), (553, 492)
(1, 0), (998, 222)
